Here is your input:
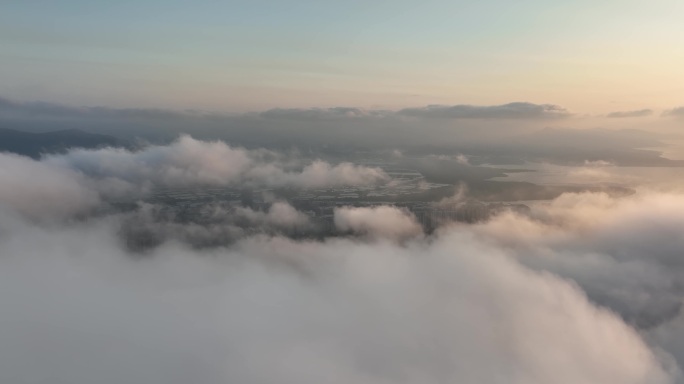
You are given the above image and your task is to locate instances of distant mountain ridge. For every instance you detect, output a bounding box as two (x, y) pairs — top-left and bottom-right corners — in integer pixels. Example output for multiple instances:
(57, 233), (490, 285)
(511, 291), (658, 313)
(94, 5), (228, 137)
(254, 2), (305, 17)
(0, 127), (125, 158)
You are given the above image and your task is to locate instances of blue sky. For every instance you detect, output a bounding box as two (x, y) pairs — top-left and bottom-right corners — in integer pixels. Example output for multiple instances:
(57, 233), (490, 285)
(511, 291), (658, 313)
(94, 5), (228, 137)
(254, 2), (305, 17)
(1, 0), (682, 112)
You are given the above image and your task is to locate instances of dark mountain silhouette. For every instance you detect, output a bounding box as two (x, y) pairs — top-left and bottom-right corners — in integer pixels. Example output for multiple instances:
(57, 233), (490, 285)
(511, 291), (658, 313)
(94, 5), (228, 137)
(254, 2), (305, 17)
(0, 128), (125, 158)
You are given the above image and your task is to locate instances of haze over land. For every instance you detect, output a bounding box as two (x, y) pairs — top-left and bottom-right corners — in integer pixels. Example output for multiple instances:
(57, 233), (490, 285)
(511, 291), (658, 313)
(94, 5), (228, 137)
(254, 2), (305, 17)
(2, 1), (684, 383)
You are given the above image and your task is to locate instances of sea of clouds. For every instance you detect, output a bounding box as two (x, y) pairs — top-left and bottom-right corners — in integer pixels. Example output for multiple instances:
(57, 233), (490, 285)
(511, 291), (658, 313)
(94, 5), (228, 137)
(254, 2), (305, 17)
(1, 137), (684, 384)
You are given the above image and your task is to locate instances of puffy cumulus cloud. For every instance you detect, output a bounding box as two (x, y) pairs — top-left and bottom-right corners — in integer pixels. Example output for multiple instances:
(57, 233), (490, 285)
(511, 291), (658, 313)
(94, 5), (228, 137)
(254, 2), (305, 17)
(531, 161), (622, 185)
(434, 182), (469, 208)
(0, 209), (672, 384)
(393, 191), (684, 376)
(248, 160), (389, 189)
(234, 201), (311, 229)
(334, 206), (424, 240)
(584, 160), (614, 166)
(0, 136), (388, 222)
(455, 153), (470, 165)
(468, 192), (684, 333)
(398, 102), (571, 119)
(607, 109), (654, 118)
(0, 152), (100, 219)
(45, 135), (389, 190)
(45, 135), (254, 187)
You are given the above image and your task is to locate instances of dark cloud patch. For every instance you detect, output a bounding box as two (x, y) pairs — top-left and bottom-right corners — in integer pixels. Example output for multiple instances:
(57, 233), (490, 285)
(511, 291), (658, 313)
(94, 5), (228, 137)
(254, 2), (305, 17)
(0, 127), (125, 158)
(119, 201), (315, 250)
(607, 109), (654, 118)
(663, 107), (684, 118)
(0, 96), (681, 168)
(398, 102), (571, 119)
(0, 96), (196, 120)
(260, 107), (389, 121)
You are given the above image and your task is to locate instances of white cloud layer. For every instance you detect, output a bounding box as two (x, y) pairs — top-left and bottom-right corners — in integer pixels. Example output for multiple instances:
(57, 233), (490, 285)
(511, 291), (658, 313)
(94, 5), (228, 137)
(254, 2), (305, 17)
(45, 135), (389, 190)
(0, 152), (100, 219)
(334, 206), (423, 240)
(0, 136), (389, 220)
(0, 209), (673, 384)
(2, 130), (684, 383)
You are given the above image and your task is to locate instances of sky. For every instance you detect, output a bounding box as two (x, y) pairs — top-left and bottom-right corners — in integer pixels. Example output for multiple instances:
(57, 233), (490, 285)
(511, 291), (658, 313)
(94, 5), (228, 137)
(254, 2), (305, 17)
(2, 0), (683, 113)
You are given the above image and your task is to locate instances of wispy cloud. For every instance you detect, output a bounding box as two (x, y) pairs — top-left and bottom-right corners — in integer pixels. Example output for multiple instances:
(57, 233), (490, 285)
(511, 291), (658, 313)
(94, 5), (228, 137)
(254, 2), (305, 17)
(398, 102), (571, 119)
(607, 109), (653, 118)
(260, 107), (389, 121)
